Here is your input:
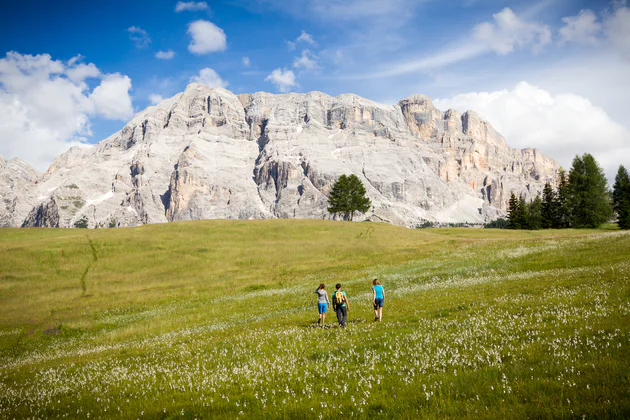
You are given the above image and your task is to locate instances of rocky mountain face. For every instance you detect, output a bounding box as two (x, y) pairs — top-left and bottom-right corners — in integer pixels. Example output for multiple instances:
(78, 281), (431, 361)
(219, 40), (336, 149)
(6, 83), (557, 228)
(0, 156), (41, 227)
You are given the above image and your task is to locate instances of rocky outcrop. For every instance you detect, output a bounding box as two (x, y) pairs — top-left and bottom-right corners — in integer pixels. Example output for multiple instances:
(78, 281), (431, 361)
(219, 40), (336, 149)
(0, 157), (40, 227)
(4, 84), (559, 228)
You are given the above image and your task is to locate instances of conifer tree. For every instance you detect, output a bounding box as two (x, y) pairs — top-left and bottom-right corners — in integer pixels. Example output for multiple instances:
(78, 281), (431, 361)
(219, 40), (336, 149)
(556, 169), (570, 228)
(516, 195), (527, 229)
(541, 182), (556, 229)
(567, 154), (612, 228)
(613, 165), (630, 229)
(327, 174), (371, 221)
(507, 193), (519, 229)
(527, 195), (542, 230)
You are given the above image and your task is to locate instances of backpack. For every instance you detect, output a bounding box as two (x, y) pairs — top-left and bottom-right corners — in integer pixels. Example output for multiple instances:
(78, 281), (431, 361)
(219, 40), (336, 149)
(334, 290), (345, 306)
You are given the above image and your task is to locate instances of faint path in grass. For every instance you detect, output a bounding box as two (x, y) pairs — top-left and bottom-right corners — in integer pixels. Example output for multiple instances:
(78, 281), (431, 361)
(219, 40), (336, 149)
(80, 237), (98, 294)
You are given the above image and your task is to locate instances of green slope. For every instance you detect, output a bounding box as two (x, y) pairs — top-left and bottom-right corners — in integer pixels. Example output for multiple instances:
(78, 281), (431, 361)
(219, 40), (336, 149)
(0, 220), (629, 418)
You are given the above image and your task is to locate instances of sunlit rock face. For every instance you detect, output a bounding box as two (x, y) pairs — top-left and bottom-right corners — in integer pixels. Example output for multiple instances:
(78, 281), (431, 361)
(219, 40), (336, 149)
(7, 84), (557, 228)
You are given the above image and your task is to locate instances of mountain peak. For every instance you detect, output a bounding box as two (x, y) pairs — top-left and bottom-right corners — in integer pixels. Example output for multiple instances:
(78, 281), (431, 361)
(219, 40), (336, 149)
(4, 86), (557, 228)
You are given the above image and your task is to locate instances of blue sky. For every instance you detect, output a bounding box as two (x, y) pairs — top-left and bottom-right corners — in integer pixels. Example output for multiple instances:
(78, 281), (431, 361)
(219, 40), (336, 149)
(1, 0), (629, 181)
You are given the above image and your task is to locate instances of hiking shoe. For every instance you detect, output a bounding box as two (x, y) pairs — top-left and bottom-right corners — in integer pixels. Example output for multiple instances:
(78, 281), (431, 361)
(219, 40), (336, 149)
(317, 318), (321, 324)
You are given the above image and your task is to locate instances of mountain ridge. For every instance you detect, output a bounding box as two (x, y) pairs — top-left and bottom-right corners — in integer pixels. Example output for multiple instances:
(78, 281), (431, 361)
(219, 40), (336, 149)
(0, 83), (558, 228)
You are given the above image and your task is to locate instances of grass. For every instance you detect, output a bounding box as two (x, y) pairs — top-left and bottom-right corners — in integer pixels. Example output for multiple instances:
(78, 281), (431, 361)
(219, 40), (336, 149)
(0, 220), (629, 419)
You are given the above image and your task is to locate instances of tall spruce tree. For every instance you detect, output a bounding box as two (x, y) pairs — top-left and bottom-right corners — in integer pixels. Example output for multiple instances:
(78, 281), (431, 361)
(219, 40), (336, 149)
(507, 193), (519, 229)
(541, 182), (556, 229)
(327, 174), (371, 221)
(613, 165), (630, 229)
(556, 169), (570, 228)
(567, 154), (612, 228)
(527, 195), (543, 230)
(516, 195), (528, 229)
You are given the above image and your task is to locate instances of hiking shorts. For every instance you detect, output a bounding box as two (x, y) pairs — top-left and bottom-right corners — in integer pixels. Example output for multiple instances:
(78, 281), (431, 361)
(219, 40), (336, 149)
(318, 303), (328, 314)
(374, 298), (384, 308)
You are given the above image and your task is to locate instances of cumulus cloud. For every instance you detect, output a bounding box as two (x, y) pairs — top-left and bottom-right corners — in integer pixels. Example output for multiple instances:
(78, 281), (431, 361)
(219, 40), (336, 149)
(89, 74), (133, 120)
(558, 5), (630, 59)
(65, 62), (101, 83)
(155, 50), (175, 60)
(187, 20), (227, 55)
(127, 26), (151, 49)
(293, 49), (318, 70)
(149, 94), (164, 105)
(265, 68), (297, 92)
(474, 8), (551, 55)
(603, 4), (630, 59)
(242, 56), (251, 67)
(190, 68), (228, 88)
(0, 52), (134, 171)
(434, 82), (630, 181)
(559, 9), (601, 45)
(175, 1), (209, 12)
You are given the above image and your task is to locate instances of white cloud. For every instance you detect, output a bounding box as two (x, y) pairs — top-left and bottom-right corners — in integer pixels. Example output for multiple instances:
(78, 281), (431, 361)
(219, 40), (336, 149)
(155, 50), (176, 60)
(559, 9), (601, 45)
(296, 30), (315, 45)
(0, 52), (135, 171)
(187, 20), (227, 55)
(288, 30), (315, 51)
(65, 63), (101, 83)
(603, 4), (630, 59)
(88, 73), (134, 120)
(434, 81), (630, 181)
(265, 68), (297, 92)
(342, 43), (486, 79)
(242, 56), (251, 67)
(175, 1), (209, 12)
(149, 94), (164, 105)
(293, 49), (318, 70)
(474, 8), (551, 55)
(190, 68), (228, 88)
(127, 26), (151, 49)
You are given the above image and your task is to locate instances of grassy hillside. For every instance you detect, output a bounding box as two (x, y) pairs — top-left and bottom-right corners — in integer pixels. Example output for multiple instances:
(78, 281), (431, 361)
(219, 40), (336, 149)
(1, 220), (629, 419)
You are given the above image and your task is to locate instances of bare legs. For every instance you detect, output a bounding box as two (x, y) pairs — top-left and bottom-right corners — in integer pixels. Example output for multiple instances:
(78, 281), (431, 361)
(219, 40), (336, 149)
(373, 304), (383, 322)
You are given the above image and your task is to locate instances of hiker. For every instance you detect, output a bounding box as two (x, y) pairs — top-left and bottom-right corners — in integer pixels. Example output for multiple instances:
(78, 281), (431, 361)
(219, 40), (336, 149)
(315, 283), (330, 325)
(332, 283), (349, 327)
(372, 278), (385, 322)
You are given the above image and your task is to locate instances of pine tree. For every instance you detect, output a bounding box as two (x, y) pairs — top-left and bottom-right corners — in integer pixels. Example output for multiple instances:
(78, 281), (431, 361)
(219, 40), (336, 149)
(346, 174), (371, 220)
(556, 169), (570, 228)
(527, 195), (542, 230)
(507, 193), (519, 229)
(541, 182), (556, 229)
(567, 154), (612, 228)
(516, 195), (527, 229)
(613, 165), (630, 229)
(327, 174), (371, 221)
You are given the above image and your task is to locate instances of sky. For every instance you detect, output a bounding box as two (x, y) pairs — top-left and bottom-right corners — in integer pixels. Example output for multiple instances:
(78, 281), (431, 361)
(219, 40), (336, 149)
(0, 0), (629, 183)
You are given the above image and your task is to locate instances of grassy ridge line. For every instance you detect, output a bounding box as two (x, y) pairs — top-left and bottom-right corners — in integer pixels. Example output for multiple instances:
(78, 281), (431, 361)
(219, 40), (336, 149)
(1, 221), (629, 418)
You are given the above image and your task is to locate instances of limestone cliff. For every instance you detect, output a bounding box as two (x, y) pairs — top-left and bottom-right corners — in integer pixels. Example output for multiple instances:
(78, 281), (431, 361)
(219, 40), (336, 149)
(8, 84), (557, 228)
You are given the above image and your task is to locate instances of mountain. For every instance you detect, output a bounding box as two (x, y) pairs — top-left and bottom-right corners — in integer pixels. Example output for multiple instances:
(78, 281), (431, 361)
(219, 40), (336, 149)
(3, 83), (557, 228)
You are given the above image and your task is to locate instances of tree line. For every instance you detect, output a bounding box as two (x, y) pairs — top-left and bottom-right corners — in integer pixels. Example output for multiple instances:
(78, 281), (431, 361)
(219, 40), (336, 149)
(502, 153), (630, 230)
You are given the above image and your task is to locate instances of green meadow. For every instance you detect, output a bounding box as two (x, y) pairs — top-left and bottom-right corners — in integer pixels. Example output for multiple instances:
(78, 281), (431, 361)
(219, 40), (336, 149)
(0, 220), (629, 419)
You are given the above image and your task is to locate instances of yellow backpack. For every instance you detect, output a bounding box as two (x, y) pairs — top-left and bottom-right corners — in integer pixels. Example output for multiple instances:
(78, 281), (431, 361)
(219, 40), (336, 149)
(334, 290), (345, 306)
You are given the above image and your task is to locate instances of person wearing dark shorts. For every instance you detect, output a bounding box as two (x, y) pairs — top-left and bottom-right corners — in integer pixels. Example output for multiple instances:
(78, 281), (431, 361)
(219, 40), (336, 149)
(332, 283), (349, 327)
(372, 278), (385, 322)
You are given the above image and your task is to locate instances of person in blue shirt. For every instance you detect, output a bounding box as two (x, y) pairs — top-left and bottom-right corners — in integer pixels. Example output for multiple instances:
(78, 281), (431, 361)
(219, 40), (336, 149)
(372, 279), (385, 322)
(332, 283), (349, 327)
